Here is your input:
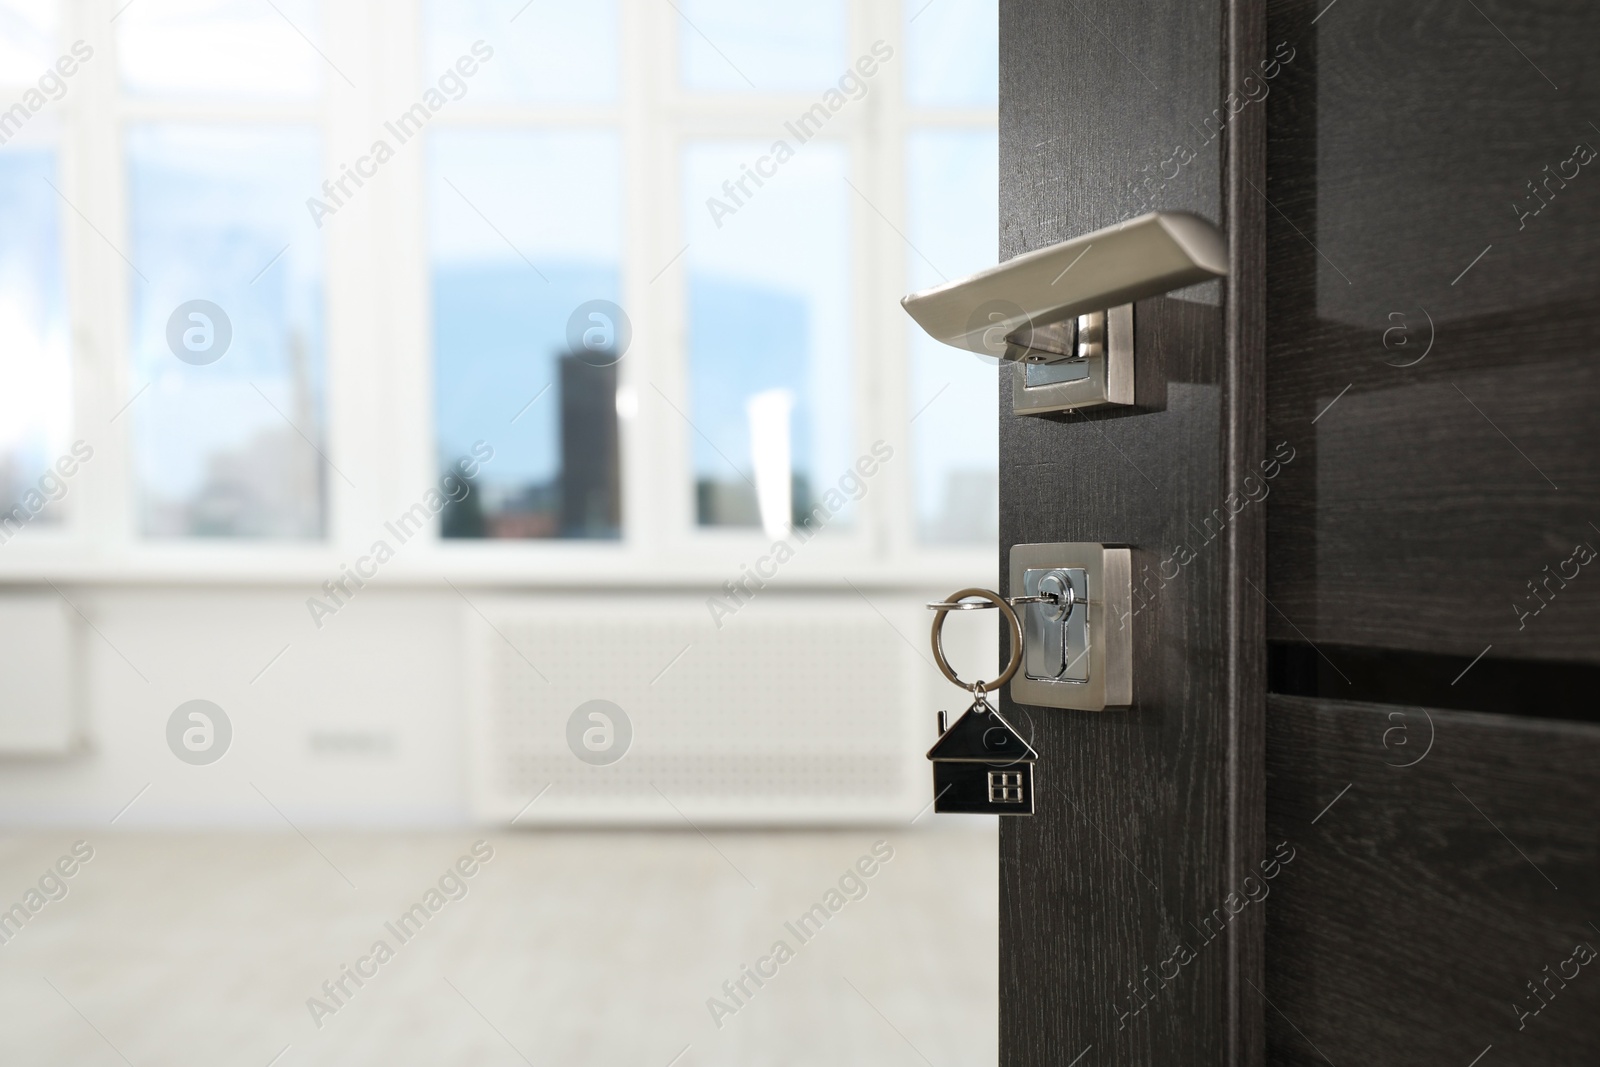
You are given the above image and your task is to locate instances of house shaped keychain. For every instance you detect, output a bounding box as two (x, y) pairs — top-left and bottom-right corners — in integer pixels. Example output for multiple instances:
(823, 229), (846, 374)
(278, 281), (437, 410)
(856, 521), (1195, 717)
(925, 586), (1037, 816)
(927, 699), (1038, 814)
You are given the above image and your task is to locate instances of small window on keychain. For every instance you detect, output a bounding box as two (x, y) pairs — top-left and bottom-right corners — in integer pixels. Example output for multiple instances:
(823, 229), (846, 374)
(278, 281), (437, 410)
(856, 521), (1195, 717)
(925, 588), (1037, 816)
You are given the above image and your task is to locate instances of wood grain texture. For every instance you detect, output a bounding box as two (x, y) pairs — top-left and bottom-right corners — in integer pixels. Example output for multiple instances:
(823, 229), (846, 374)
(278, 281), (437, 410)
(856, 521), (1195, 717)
(998, 1), (1267, 1064)
(1263, 0), (1600, 662)
(1265, 695), (1600, 1066)
(1225, 0), (1268, 1063)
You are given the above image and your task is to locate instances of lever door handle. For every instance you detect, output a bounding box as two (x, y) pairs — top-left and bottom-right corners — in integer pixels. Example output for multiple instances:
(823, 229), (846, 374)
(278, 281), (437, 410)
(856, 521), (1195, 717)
(900, 211), (1227, 358)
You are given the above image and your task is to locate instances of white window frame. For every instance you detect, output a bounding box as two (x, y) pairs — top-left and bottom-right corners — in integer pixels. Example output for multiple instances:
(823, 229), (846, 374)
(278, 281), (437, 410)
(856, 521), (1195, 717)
(0, 0), (996, 589)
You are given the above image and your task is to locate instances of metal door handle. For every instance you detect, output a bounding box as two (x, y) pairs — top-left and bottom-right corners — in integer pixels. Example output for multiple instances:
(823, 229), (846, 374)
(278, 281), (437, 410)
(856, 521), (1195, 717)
(900, 211), (1227, 414)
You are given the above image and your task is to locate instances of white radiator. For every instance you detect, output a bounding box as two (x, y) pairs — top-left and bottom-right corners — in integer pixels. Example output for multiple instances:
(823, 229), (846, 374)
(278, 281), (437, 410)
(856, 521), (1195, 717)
(0, 594), (80, 755)
(462, 591), (954, 824)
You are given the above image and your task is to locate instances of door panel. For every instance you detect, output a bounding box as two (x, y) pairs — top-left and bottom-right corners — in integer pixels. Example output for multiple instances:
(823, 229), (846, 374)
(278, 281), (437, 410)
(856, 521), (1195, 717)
(1264, 0), (1600, 663)
(1261, 0), (1600, 1065)
(998, 2), (1265, 1065)
(1266, 695), (1600, 1066)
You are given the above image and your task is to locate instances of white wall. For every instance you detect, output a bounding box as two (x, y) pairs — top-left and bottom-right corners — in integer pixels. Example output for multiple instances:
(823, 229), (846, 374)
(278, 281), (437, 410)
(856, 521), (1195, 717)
(0, 584), (998, 827)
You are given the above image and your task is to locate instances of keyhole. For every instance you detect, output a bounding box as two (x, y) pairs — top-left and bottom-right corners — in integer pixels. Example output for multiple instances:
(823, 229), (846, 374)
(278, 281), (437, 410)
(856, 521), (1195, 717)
(1037, 572), (1075, 622)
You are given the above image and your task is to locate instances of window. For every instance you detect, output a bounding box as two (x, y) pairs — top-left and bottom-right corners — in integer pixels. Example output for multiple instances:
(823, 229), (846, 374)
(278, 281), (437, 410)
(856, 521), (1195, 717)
(0, 0), (69, 535)
(905, 0), (999, 107)
(0, 0), (998, 570)
(423, 1), (617, 103)
(126, 125), (327, 538)
(682, 141), (852, 533)
(429, 129), (623, 539)
(673, 2), (867, 538)
(905, 0), (998, 545)
(907, 130), (999, 544)
(118, 0), (329, 538)
(677, 0), (847, 93)
(988, 770), (1024, 803)
(0, 121), (70, 532)
(117, 0), (323, 100)
(0, 0), (58, 81)
(423, 1), (625, 542)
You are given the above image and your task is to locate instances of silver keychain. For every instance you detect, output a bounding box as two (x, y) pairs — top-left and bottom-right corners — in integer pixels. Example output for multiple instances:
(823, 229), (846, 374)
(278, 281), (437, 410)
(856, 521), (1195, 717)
(924, 588), (1039, 816)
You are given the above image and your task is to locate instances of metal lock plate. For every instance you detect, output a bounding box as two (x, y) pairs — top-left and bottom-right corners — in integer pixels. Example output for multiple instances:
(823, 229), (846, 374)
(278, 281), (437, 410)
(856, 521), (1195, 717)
(1009, 542), (1133, 711)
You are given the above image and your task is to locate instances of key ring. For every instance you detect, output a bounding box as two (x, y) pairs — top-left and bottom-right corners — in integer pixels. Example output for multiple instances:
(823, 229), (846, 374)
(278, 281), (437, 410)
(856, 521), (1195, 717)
(928, 587), (1023, 692)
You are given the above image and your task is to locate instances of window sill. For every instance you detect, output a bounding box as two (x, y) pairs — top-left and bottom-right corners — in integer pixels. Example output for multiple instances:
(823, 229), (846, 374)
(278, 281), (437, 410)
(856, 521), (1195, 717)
(0, 542), (996, 589)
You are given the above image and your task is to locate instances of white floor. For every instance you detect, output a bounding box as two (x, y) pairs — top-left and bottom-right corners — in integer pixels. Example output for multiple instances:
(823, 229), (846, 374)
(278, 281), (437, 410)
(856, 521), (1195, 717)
(0, 826), (996, 1066)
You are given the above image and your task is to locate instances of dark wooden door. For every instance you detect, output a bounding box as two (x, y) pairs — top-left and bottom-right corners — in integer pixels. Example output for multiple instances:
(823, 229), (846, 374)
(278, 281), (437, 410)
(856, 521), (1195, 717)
(996, 1), (1600, 1065)
(1260, 1), (1600, 1063)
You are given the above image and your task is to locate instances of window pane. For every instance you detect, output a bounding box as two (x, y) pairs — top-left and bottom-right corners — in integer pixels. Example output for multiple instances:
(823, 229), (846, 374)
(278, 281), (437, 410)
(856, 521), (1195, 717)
(0, 0), (57, 83)
(430, 129), (622, 540)
(127, 124), (326, 538)
(677, 0), (846, 93)
(118, 0), (324, 100)
(906, 0), (998, 108)
(422, 0), (617, 104)
(683, 141), (852, 532)
(907, 129), (997, 544)
(0, 130), (71, 532)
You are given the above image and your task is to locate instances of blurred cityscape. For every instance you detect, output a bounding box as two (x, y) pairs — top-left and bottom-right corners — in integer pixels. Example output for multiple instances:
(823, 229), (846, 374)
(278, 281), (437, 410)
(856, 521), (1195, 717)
(441, 353), (620, 540)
